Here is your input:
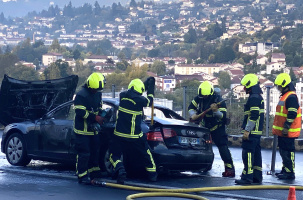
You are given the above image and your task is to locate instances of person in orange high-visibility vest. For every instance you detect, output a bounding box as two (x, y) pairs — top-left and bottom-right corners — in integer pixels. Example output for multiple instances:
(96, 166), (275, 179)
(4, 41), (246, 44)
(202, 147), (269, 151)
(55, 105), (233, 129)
(272, 73), (301, 180)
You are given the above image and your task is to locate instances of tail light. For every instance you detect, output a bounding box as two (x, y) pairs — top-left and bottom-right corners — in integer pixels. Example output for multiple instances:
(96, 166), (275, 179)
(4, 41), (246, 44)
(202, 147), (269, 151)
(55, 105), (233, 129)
(205, 134), (212, 144)
(147, 128), (177, 142)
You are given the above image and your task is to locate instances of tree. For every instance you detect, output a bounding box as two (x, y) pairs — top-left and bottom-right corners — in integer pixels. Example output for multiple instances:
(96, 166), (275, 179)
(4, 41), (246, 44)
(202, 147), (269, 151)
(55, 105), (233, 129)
(130, 0), (137, 8)
(73, 49), (81, 60)
(94, 1), (101, 15)
(116, 62), (127, 71)
(49, 39), (61, 53)
(289, 67), (297, 83)
(147, 49), (160, 57)
(0, 53), (19, 81)
(218, 71), (231, 89)
(5, 64), (39, 81)
(44, 59), (72, 79)
(33, 58), (40, 70)
(184, 28), (197, 43)
(151, 60), (166, 76)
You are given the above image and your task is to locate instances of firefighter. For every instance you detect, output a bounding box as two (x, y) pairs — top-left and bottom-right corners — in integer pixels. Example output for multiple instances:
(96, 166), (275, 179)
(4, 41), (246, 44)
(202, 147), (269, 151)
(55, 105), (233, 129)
(188, 81), (235, 177)
(235, 74), (264, 185)
(109, 77), (157, 184)
(272, 73), (301, 180)
(74, 72), (105, 184)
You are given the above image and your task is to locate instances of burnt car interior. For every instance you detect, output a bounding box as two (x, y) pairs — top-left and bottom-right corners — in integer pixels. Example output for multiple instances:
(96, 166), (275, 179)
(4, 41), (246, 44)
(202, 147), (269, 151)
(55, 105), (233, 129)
(0, 75), (78, 125)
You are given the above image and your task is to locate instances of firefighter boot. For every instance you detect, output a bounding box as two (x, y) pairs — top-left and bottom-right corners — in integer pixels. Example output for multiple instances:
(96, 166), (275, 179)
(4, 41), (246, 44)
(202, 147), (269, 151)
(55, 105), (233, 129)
(90, 170), (103, 180)
(222, 168), (235, 178)
(78, 175), (91, 185)
(235, 178), (252, 185)
(148, 172), (158, 182)
(117, 168), (127, 184)
(277, 172), (295, 180)
(275, 167), (285, 177)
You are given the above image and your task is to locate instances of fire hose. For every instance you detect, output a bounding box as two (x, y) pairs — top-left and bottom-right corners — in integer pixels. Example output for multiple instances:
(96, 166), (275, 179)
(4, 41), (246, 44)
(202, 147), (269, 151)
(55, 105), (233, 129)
(93, 180), (303, 200)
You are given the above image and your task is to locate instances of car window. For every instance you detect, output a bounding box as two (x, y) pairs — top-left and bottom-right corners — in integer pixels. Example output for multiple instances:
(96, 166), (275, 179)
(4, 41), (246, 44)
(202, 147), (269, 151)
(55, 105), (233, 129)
(102, 102), (116, 122)
(51, 104), (74, 120)
(143, 107), (164, 119)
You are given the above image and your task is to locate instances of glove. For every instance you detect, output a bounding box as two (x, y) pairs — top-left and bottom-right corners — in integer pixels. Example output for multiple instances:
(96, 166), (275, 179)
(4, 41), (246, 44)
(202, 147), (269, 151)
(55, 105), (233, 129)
(210, 103), (218, 112)
(243, 130), (250, 140)
(144, 77), (155, 90)
(95, 115), (104, 125)
(282, 128), (288, 136)
(145, 77), (155, 95)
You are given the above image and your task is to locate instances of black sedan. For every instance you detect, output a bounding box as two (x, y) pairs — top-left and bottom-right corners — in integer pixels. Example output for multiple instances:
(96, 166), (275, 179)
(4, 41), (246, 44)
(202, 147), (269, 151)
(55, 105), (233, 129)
(0, 75), (214, 175)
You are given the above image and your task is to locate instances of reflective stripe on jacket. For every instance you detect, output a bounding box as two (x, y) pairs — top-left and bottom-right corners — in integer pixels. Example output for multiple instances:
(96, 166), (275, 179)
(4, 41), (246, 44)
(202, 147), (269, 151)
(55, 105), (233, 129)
(114, 90), (153, 139)
(272, 91), (302, 138)
(73, 86), (102, 135)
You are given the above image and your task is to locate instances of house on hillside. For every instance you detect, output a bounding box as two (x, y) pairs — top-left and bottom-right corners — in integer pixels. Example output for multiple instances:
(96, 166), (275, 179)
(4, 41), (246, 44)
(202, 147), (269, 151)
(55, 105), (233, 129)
(42, 53), (63, 66)
(156, 75), (176, 92)
(84, 55), (108, 64)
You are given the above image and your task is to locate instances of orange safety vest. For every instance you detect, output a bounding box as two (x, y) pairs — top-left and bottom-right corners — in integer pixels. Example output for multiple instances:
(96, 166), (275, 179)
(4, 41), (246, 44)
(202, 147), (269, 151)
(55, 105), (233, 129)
(272, 91), (302, 138)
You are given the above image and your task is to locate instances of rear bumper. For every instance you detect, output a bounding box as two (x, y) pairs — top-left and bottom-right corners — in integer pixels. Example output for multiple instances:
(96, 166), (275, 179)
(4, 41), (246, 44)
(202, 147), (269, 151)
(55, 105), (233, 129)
(152, 148), (214, 171)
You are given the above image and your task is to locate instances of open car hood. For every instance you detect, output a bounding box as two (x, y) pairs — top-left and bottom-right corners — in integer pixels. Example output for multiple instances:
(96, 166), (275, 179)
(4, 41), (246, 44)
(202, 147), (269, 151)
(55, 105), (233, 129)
(0, 74), (78, 126)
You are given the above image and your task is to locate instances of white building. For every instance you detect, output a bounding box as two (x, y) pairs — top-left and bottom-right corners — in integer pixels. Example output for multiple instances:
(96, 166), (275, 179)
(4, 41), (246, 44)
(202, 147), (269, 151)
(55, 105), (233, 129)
(156, 75), (176, 92)
(174, 64), (223, 76)
(42, 53), (63, 66)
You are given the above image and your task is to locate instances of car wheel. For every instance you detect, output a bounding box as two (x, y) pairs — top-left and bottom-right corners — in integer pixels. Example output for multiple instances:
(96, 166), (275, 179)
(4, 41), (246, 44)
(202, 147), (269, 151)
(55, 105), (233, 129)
(103, 149), (123, 176)
(5, 133), (31, 166)
(203, 164), (212, 172)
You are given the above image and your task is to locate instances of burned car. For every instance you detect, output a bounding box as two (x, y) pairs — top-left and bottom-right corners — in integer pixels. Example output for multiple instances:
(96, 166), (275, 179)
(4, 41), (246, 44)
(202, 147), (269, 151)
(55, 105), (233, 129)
(0, 75), (214, 174)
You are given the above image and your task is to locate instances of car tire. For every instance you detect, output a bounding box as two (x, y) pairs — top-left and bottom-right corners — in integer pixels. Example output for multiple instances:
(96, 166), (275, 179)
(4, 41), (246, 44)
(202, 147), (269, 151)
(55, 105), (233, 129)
(5, 133), (31, 166)
(203, 164), (212, 172)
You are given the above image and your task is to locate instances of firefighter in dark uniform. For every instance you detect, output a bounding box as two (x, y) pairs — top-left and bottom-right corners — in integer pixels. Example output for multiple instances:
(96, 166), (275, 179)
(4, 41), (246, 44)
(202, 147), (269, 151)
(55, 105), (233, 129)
(74, 72), (105, 184)
(235, 74), (264, 185)
(109, 77), (157, 184)
(272, 73), (301, 180)
(188, 81), (235, 177)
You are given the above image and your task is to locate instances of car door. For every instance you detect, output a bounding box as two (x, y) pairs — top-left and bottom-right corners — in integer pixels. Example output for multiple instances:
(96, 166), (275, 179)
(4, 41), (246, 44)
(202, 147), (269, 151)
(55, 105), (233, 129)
(39, 103), (74, 161)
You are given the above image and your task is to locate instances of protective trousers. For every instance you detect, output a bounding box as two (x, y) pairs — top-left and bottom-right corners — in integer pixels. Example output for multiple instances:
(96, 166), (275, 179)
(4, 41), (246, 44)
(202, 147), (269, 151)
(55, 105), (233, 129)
(241, 135), (262, 182)
(278, 136), (295, 174)
(75, 133), (101, 179)
(211, 126), (234, 170)
(109, 135), (156, 178)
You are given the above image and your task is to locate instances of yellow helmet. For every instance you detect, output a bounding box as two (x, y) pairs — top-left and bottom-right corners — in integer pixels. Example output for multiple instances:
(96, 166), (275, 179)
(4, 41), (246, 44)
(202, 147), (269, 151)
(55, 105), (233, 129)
(241, 74), (258, 88)
(274, 73), (291, 88)
(198, 81), (214, 97)
(86, 72), (104, 90)
(128, 78), (145, 94)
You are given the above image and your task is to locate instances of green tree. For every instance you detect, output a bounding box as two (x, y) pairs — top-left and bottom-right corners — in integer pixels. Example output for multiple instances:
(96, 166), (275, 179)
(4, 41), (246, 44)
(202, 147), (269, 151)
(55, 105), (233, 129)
(151, 60), (166, 76)
(218, 71), (231, 89)
(184, 28), (197, 43)
(148, 49), (160, 57)
(49, 39), (61, 53)
(0, 53), (19, 81)
(94, 1), (101, 15)
(289, 67), (297, 83)
(44, 59), (72, 79)
(33, 58), (40, 70)
(5, 64), (39, 81)
(73, 49), (81, 60)
(116, 62), (126, 71)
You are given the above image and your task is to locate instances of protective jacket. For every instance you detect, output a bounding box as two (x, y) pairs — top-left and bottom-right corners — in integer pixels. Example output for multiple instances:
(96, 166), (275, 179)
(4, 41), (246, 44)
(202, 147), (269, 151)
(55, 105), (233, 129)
(188, 94), (227, 132)
(114, 90), (153, 139)
(241, 84), (264, 135)
(272, 91), (301, 138)
(73, 86), (102, 135)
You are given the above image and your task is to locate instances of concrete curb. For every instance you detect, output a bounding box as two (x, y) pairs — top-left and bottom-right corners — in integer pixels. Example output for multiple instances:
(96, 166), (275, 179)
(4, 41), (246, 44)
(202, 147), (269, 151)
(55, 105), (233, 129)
(228, 135), (303, 151)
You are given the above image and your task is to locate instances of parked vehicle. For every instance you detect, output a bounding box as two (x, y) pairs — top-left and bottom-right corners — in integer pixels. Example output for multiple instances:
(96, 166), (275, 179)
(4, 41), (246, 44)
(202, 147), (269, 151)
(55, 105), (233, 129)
(0, 75), (214, 175)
